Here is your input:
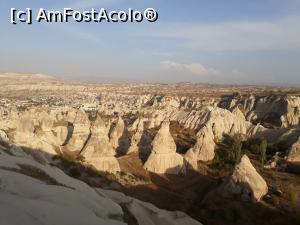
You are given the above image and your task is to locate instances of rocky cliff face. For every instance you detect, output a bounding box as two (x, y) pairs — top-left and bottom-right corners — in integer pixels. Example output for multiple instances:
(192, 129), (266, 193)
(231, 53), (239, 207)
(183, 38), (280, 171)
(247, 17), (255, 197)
(220, 94), (300, 128)
(186, 107), (265, 162)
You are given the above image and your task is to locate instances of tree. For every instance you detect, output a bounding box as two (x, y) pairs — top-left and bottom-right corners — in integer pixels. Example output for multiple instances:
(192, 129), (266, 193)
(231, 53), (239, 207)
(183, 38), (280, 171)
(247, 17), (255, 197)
(244, 137), (267, 167)
(222, 134), (243, 164)
(214, 134), (243, 171)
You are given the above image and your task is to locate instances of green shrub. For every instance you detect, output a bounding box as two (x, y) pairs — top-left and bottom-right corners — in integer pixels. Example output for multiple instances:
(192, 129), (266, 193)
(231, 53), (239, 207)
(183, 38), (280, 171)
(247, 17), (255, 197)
(244, 137), (267, 167)
(213, 134), (244, 172)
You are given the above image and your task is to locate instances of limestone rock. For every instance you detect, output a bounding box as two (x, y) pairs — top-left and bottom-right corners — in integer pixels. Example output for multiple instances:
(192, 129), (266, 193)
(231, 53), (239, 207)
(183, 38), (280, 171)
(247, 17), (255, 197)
(143, 121), (185, 174)
(221, 155), (268, 202)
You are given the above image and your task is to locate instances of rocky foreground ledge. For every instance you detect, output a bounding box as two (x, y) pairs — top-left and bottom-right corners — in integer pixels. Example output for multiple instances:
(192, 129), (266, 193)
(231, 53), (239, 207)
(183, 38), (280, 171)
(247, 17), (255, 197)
(0, 145), (202, 225)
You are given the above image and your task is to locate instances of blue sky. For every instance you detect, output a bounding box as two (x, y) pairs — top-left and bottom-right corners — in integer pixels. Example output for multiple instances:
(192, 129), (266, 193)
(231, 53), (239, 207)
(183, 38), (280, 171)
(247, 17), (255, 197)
(1, 0), (300, 85)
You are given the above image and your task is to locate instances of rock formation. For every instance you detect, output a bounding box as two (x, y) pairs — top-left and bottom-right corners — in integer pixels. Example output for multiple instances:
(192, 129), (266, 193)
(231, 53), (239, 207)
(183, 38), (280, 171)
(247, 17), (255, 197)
(52, 125), (69, 146)
(287, 136), (300, 162)
(0, 142), (202, 225)
(109, 116), (130, 155)
(97, 189), (203, 225)
(143, 121), (185, 174)
(220, 155), (268, 202)
(0, 129), (9, 143)
(184, 149), (198, 170)
(63, 109), (91, 154)
(80, 117), (120, 173)
(186, 107), (265, 162)
(127, 118), (152, 156)
(12, 111), (57, 158)
(0, 146), (124, 225)
(220, 94), (300, 128)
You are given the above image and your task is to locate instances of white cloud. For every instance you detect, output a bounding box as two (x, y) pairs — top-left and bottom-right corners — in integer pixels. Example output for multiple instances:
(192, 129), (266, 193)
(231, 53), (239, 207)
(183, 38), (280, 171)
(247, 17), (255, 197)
(160, 61), (223, 76)
(149, 16), (300, 51)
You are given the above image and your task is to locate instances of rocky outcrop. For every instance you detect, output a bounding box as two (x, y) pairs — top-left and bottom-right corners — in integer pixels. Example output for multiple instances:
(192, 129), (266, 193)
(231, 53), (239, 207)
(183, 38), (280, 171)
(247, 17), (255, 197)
(52, 125), (69, 146)
(127, 118), (151, 156)
(63, 110), (91, 154)
(184, 149), (198, 170)
(143, 121), (185, 174)
(0, 142), (202, 225)
(0, 146), (125, 225)
(109, 117), (130, 155)
(220, 94), (300, 128)
(187, 126), (216, 162)
(0, 129), (9, 143)
(186, 107), (265, 162)
(282, 96), (300, 127)
(12, 111), (57, 157)
(287, 137), (300, 162)
(220, 155), (268, 202)
(80, 117), (120, 173)
(97, 189), (203, 225)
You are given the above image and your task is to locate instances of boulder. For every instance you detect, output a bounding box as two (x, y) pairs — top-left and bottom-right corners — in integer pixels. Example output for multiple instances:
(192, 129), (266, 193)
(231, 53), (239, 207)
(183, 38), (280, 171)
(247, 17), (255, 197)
(220, 155), (268, 202)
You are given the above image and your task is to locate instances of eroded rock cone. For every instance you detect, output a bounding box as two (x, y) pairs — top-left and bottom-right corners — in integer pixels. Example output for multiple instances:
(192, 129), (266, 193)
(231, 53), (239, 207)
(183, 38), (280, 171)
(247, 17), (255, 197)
(186, 126), (215, 162)
(109, 116), (130, 155)
(127, 118), (151, 156)
(287, 136), (300, 162)
(63, 110), (91, 154)
(184, 149), (198, 171)
(220, 155), (268, 202)
(143, 121), (185, 174)
(80, 117), (120, 173)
